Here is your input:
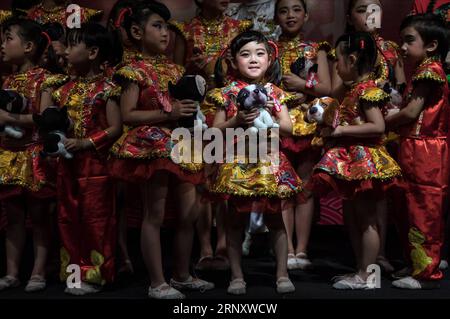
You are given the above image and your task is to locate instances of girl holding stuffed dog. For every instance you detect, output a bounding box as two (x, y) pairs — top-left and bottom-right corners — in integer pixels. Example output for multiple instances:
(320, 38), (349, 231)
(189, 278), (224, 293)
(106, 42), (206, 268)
(0, 18), (63, 293)
(40, 22), (123, 295)
(208, 30), (302, 295)
(308, 32), (402, 290)
(109, 1), (214, 299)
(275, 0), (332, 271)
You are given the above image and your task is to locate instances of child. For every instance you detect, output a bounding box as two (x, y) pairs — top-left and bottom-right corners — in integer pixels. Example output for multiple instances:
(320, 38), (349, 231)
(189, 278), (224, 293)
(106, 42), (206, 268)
(332, 0), (407, 274)
(171, 0), (251, 272)
(40, 22), (123, 295)
(208, 30), (301, 295)
(172, 0), (252, 90)
(27, 0), (102, 26)
(386, 14), (449, 289)
(275, 0), (332, 270)
(109, 1), (213, 299)
(0, 18), (59, 292)
(308, 32), (402, 289)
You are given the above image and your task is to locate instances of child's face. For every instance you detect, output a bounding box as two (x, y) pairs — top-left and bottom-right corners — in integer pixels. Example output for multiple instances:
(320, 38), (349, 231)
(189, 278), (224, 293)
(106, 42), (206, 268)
(1, 25), (27, 64)
(233, 41), (270, 82)
(201, 0), (230, 13)
(65, 41), (90, 67)
(276, 0), (307, 36)
(141, 13), (169, 54)
(400, 26), (428, 65)
(336, 44), (355, 82)
(348, 0), (382, 33)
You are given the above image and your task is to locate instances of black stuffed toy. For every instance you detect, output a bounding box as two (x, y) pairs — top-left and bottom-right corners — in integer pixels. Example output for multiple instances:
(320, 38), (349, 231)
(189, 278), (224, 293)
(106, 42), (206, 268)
(33, 106), (73, 159)
(168, 74), (208, 131)
(0, 89), (28, 139)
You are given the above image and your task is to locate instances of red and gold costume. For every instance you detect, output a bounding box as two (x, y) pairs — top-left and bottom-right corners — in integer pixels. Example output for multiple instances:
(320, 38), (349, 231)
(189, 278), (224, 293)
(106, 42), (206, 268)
(308, 79), (401, 199)
(110, 53), (203, 185)
(171, 16), (252, 127)
(49, 74), (121, 285)
(373, 36), (402, 86)
(204, 80), (303, 213)
(397, 56), (449, 281)
(0, 67), (61, 200)
(0, 10), (12, 25)
(277, 36), (331, 156)
(27, 3), (102, 25)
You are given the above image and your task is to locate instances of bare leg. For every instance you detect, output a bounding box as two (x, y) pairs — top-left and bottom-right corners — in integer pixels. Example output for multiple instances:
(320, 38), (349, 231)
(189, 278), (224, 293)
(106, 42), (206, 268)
(117, 182), (133, 273)
(281, 204), (295, 255)
(266, 215), (289, 279)
(172, 182), (197, 281)
(214, 201), (228, 256)
(355, 195), (380, 280)
(4, 198), (26, 278)
(294, 157), (315, 255)
(140, 172), (169, 288)
(28, 197), (50, 278)
(226, 206), (246, 280)
(195, 198), (214, 259)
(343, 199), (361, 270)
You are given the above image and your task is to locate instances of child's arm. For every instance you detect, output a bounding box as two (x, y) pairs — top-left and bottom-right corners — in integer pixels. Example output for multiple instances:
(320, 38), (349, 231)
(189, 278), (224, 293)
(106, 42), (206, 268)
(65, 99), (123, 152)
(281, 51), (331, 96)
(385, 82), (429, 129)
(275, 104), (293, 137)
(120, 82), (197, 126)
(324, 102), (385, 138)
(394, 55), (406, 88)
(212, 108), (260, 132)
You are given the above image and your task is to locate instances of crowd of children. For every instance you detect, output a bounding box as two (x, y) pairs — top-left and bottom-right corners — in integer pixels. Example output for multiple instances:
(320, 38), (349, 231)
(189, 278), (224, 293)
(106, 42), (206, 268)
(0, 0), (449, 298)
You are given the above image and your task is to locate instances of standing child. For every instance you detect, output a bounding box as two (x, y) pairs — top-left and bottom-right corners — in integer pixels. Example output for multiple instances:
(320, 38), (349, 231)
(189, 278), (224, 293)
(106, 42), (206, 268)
(386, 14), (449, 289)
(110, 1), (214, 299)
(208, 30), (301, 295)
(40, 22), (123, 295)
(171, 0), (252, 272)
(275, 0), (332, 270)
(331, 0), (407, 274)
(308, 32), (402, 289)
(0, 18), (58, 292)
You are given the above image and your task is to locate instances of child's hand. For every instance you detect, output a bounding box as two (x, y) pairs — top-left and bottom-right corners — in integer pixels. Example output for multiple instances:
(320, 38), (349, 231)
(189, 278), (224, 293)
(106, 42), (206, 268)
(64, 138), (91, 152)
(0, 109), (9, 126)
(236, 109), (260, 126)
(321, 126), (343, 138)
(295, 92), (307, 104)
(171, 99), (197, 120)
(265, 98), (274, 111)
(282, 73), (303, 91)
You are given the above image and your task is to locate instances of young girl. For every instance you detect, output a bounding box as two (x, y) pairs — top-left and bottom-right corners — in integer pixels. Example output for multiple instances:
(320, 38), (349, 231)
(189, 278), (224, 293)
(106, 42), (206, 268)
(39, 22), (123, 295)
(208, 30), (301, 295)
(386, 14), (449, 289)
(332, 0), (407, 274)
(109, 1), (213, 299)
(0, 18), (58, 292)
(308, 32), (402, 289)
(26, 0), (102, 25)
(275, 0), (331, 270)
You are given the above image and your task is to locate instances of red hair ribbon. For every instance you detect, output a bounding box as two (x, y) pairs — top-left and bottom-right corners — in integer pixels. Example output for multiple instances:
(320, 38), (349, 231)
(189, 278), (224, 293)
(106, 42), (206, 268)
(267, 40), (279, 59)
(115, 7), (132, 28)
(41, 31), (51, 47)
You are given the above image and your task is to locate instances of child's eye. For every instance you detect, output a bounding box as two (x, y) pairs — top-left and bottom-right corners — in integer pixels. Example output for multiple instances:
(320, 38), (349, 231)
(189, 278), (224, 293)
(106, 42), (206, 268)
(153, 23), (162, 29)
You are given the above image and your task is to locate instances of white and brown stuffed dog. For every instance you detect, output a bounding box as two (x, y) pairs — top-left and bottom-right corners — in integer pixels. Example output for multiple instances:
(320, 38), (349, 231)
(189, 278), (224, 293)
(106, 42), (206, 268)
(305, 96), (340, 146)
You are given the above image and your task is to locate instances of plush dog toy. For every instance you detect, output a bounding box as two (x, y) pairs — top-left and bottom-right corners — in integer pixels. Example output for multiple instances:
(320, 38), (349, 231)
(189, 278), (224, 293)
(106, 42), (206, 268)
(382, 82), (403, 116)
(168, 74), (208, 131)
(305, 96), (340, 146)
(0, 89), (28, 139)
(236, 84), (280, 134)
(33, 106), (73, 159)
(290, 46), (319, 89)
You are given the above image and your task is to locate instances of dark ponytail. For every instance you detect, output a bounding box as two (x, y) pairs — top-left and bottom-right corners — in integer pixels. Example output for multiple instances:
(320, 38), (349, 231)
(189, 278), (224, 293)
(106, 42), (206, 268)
(335, 31), (377, 76)
(41, 22), (65, 73)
